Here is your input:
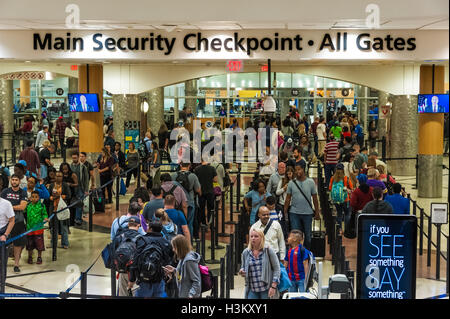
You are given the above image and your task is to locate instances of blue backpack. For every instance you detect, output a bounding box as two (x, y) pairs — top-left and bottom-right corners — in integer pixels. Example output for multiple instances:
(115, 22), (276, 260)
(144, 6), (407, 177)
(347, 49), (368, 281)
(331, 177), (348, 204)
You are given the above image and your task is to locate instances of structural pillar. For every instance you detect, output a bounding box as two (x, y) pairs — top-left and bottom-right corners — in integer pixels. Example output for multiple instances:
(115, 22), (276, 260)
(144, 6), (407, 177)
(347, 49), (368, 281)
(78, 64), (104, 154)
(377, 91), (390, 155)
(68, 77), (78, 123)
(389, 95), (418, 176)
(19, 80), (30, 105)
(185, 79), (198, 116)
(112, 94), (141, 147)
(0, 79), (13, 151)
(418, 65), (445, 198)
(356, 85), (368, 136)
(146, 87), (164, 137)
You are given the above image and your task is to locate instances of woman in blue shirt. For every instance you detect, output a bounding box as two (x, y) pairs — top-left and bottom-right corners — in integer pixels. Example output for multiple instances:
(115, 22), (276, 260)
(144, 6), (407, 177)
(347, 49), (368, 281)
(243, 179), (272, 225)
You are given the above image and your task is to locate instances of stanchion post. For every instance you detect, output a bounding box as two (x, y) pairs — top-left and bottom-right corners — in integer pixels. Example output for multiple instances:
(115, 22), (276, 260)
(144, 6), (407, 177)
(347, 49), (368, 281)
(81, 271), (87, 299)
(88, 193), (93, 233)
(234, 218), (240, 275)
(236, 170), (241, 212)
(3, 149), (7, 166)
(414, 154), (419, 189)
(230, 233), (235, 289)
(115, 175), (120, 211)
(229, 181), (234, 223)
(52, 215), (58, 261)
(195, 239), (200, 255)
(225, 244), (231, 299)
(220, 192), (226, 235)
(206, 209), (220, 264)
(419, 209), (424, 256)
(110, 268), (116, 297)
(381, 136), (386, 163)
(212, 275), (218, 299)
(0, 243), (6, 295)
(427, 215), (432, 267)
(436, 225), (441, 280)
(220, 257), (225, 298)
(201, 225), (206, 260)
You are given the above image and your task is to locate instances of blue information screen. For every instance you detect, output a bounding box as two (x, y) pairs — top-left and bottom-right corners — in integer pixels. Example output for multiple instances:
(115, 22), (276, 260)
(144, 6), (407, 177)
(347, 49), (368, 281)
(418, 94), (449, 113)
(357, 214), (417, 299)
(68, 93), (100, 112)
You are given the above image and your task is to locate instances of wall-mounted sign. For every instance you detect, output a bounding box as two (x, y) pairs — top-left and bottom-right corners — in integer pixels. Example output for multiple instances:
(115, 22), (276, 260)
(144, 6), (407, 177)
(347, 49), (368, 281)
(1, 71), (45, 80)
(379, 103), (391, 119)
(124, 120), (140, 153)
(260, 65), (269, 72)
(291, 89), (299, 96)
(56, 88), (64, 96)
(226, 60), (244, 72)
(431, 203), (448, 224)
(357, 214), (417, 300)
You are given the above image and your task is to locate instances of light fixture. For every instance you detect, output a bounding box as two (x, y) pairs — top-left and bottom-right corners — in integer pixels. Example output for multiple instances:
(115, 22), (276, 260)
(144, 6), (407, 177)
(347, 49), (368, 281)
(141, 99), (149, 113)
(263, 95), (276, 112)
(249, 81), (253, 87)
(25, 60), (31, 63)
(111, 103), (114, 112)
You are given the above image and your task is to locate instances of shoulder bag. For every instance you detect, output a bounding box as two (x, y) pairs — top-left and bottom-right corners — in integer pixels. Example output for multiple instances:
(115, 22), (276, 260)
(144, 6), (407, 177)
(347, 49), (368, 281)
(292, 180), (315, 214)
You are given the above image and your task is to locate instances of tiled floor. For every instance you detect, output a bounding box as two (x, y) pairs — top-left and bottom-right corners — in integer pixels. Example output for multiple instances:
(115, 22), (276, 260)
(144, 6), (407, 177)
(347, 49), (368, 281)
(1, 153), (448, 299)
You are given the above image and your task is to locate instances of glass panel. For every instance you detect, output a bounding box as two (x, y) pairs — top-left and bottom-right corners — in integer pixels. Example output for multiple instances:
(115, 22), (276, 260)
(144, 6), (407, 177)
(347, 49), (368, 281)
(292, 74), (314, 89)
(275, 73), (291, 89)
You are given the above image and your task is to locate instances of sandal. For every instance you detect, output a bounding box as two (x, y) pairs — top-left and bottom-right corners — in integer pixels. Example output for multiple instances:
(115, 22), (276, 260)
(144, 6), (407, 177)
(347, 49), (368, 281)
(36, 257), (42, 265)
(27, 256), (33, 264)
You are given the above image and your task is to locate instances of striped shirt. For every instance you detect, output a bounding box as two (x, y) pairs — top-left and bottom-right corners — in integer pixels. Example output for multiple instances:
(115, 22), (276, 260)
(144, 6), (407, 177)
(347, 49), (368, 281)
(284, 245), (310, 281)
(324, 141), (340, 165)
(248, 251), (269, 292)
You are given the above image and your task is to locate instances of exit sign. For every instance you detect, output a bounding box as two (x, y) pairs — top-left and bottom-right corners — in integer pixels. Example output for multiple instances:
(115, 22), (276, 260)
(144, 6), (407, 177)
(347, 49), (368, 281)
(70, 65), (78, 71)
(226, 60), (244, 72)
(260, 65), (268, 72)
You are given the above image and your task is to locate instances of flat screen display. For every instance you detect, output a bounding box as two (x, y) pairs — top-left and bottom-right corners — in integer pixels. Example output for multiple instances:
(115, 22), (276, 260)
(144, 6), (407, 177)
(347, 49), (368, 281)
(356, 214), (417, 299)
(68, 93), (100, 112)
(418, 94), (449, 113)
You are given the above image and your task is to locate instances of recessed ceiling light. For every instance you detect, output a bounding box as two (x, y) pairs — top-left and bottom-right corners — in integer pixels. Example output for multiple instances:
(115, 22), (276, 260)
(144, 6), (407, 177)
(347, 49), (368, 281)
(25, 60), (31, 63)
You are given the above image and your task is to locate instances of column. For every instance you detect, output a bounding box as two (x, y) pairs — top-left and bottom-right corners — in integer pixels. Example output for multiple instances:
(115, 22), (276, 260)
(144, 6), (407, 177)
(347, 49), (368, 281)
(78, 64), (104, 154)
(0, 79), (13, 151)
(68, 77), (78, 123)
(418, 65), (445, 198)
(279, 89), (291, 120)
(388, 95), (418, 176)
(20, 79), (30, 105)
(112, 94), (140, 147)
(356, 85), (368, 136)
(185, 79), (198, 116)
(377, 91), (390, 156)
(146, 87), (164, 136)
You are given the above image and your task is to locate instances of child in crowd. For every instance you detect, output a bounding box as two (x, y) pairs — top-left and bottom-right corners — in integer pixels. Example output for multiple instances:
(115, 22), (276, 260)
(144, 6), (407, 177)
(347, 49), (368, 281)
(25, 191), (48, 264)
(284, 230), (311, 293)
(154, 208), (177, 241)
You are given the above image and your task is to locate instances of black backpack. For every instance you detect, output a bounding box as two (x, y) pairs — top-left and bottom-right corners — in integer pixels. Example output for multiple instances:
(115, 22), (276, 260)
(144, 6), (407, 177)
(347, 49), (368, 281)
(113, 233), (141, 273)
(0, 167), (9, 191)
(135, 241), (164, 283)
(175, 171), (191, 193)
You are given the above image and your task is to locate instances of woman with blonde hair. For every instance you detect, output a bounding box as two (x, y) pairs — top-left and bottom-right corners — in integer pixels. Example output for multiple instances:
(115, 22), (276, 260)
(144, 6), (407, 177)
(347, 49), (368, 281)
(164, 234), (202, 298)
(239, 228), (280, 299)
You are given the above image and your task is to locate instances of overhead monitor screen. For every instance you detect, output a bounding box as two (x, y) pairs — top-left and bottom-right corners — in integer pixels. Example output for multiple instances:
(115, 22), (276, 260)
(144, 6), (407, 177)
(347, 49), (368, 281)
(69, 93), (100, 112)
(418, 94), (449, 113)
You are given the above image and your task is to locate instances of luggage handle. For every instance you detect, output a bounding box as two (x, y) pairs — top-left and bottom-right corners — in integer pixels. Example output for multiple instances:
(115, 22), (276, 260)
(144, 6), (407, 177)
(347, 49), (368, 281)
(313, 217), (322, 231)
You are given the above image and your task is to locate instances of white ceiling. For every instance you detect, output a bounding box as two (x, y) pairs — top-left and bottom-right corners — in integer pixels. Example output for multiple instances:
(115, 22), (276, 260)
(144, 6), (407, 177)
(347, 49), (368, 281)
(0, 0), (448, 31)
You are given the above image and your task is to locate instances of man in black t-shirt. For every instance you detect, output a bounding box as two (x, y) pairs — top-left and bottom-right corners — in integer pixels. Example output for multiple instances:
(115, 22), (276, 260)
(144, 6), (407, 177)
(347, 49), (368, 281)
(194, 160), (217, 226)
(39, 142), (54, 180)
(1, 174), (28, 273)
(80, 152), (95, 189)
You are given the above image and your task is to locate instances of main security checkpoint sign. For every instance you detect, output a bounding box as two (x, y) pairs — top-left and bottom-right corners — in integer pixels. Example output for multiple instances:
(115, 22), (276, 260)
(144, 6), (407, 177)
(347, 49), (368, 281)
(356, 214), (417, 299)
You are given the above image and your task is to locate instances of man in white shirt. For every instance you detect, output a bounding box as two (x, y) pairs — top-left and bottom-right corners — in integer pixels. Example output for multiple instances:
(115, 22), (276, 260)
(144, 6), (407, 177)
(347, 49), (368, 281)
(0, 196), (15, 278)
(316, 117), (327, 157)
(250, 206), (286, 262)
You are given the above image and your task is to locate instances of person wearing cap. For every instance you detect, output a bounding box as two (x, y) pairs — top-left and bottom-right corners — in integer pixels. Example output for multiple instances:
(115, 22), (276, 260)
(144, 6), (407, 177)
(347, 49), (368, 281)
(19, 140), (40, 177)
(350, 174), (373, 214)
(35, 125), (50, 151)
(328, 163), (354, 230)
(281, 137), (295, 158)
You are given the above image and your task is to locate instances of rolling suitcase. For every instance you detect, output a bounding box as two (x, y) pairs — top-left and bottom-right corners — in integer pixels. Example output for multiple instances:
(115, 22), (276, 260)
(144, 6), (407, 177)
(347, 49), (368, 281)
(310, 219), (326, 258)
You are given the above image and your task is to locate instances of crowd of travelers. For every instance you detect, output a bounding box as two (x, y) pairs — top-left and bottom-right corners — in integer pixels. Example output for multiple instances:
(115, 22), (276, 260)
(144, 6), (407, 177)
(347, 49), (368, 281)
(0, 105), (414, 299)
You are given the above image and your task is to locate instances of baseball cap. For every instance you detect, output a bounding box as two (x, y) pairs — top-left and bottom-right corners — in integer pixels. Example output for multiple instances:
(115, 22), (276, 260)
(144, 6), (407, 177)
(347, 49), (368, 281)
(58, 116), (63, 119)
(18, 160), (27, 167)
(287, 138), (293, 144)
(128, 216), (141, 224)
(336, 163), (345, 170)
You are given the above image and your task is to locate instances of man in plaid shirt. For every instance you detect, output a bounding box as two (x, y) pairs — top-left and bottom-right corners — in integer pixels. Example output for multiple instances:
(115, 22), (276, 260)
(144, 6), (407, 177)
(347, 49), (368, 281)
(54, 116), (66, 154)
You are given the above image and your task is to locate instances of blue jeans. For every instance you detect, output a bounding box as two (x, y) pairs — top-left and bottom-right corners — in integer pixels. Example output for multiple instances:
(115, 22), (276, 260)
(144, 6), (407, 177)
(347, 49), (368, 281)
(324, 164), (336, 188)
(289, 213), (313, 250)
(40, 164), (48, 180)
(247, 289), (269, 299)
(187, 204), (195, 240)
(135, 280), (166, 298)
(289, 279), (305, 293)
(335, 202), (350, 230)
(75, 206), (83, 223)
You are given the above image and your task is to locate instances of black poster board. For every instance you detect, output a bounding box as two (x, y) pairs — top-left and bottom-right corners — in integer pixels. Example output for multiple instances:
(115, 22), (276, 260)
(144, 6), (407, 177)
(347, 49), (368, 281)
(356, 214), (417, 299)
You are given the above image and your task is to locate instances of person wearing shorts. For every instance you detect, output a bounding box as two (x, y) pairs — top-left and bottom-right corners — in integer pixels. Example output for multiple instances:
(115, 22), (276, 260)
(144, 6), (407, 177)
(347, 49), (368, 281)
(1, 174), (28, 273)
(25, 191), (48, 265)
